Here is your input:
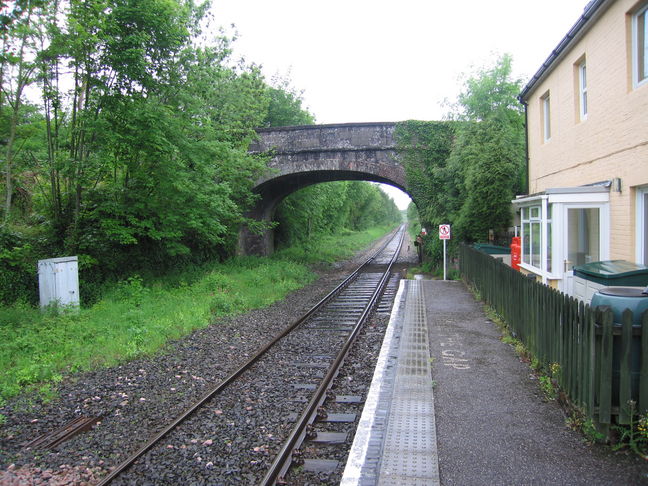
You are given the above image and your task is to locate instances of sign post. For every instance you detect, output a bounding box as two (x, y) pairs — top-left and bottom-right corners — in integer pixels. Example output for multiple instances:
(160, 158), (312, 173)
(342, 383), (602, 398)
(439, 224), (451, 280)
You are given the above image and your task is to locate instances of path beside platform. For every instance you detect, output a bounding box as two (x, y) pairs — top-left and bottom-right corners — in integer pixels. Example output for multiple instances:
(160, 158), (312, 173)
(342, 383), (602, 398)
(424, 279), (647, 486)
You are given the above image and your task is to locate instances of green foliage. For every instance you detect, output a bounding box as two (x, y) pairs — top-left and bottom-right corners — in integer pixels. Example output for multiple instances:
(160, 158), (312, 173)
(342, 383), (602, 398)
(0, 225), (391, 401)
(611, 401), (648, 456)
(273, 181), (401, 250)
(451, 55), (524, 123)
(0, 0), (318, 306)
(447, 54), (526, 242)
(406, 202), (421, 237)
(115, 275), (150, 307)
(566, 408), (607, 444)
(0, 228), (39, 305)
(274, 225), (396, 264)
(395, 120), (457, 227)
(396, 54), (526, 267)
(538, 375), (557, 400)
(396, 121), (458, 269)
(0, 257), (310, 401)
(263, 74), (315, 127)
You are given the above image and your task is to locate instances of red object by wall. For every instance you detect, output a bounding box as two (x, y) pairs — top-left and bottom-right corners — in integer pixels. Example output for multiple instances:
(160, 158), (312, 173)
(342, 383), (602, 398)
(510, 236), (521, 271)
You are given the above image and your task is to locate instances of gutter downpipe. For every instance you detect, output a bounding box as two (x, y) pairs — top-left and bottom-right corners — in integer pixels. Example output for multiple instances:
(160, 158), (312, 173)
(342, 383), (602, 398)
(521, 99), (530, 195)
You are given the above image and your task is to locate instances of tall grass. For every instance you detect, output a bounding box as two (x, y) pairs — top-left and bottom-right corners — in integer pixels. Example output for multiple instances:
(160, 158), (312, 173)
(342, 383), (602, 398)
(274, 225), (395, 264)
(0, 225), (395, 402)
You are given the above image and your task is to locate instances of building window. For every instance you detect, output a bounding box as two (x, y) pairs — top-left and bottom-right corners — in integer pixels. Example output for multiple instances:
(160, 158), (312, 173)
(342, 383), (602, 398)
(522, 205), (543, 268)
(634, 3), (648, 87)
(546, 204), (553, 273)
(541, 92), (551, 141)
(644, 193), (648, 263)
(578, 61), (588, 120)
(637, 187), (648, 264)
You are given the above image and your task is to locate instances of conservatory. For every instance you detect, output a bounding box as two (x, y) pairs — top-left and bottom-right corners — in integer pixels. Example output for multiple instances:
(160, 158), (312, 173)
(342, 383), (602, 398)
(512, 184), (610, 295)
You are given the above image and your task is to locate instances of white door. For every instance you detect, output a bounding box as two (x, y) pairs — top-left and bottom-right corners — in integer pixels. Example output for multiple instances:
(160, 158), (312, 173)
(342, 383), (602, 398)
(562, 206), (604, 295)
(637, 188), (648, 265)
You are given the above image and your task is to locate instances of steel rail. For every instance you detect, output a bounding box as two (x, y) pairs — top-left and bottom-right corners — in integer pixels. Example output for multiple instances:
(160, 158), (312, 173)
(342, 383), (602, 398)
(95, 226), (402, 486)
(260, 226), (405, 485)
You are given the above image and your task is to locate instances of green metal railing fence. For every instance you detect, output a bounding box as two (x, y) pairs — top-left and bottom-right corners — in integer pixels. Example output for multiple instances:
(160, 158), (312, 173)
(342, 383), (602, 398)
(460, 244), (648, 428)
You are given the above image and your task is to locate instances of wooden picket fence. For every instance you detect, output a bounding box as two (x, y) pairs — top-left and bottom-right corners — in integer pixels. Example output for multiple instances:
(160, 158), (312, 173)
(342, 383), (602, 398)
(459, 244), (648, 428)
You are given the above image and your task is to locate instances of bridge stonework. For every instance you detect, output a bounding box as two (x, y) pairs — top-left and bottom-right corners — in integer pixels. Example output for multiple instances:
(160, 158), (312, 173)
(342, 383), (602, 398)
(239, 122), (407, 255)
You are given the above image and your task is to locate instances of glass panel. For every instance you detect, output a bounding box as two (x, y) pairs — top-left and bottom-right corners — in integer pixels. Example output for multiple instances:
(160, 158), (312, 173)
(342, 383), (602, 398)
(547, 221), (552, 273)
(543, 96), (551, 140)
(548, 203), (553, 220)
(643, 193), (648, 265)
(521, 207), (528, 221)
(523, 222), (531, 264)
(531, 222), (541, 268)
(567, 208), (600, 268)
(580, 63), (587, 117)
(640, 9), (647, 82)
(530, 206), (540, 219)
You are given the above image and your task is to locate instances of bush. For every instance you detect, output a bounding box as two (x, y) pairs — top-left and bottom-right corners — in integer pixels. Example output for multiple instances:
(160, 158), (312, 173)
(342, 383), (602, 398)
(0, 230), (39, 306)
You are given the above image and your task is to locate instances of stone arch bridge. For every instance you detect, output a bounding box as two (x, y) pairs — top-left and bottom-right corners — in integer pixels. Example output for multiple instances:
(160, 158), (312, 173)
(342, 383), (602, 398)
(239, 122), (408, 255)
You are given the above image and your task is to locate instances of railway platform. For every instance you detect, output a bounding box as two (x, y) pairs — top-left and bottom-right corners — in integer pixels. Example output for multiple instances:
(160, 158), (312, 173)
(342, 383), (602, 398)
(341, 279), (648, 486)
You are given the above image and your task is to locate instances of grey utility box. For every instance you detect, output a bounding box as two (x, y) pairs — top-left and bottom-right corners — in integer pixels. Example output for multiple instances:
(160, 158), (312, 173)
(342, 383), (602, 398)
(38, 256), (80, 308)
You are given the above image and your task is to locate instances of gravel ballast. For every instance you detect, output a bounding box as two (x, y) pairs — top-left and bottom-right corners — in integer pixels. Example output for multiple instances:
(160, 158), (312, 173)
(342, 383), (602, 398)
(0, 231), (406, 485)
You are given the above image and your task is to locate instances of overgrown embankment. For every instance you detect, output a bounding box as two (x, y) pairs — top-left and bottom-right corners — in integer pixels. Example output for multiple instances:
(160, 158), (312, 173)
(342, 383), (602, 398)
(0, 225), (395, 406)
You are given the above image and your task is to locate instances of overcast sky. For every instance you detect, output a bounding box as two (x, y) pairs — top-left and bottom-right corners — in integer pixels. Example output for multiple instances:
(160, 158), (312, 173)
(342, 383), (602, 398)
(209, 0), (591, 207)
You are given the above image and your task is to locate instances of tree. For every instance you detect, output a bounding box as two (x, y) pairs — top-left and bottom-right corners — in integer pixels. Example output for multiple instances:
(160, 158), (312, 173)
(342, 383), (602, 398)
(396, 54), (525, 268)
(87, 43), (271, 262)
(447, 54), (525, 242)
(19, 0), (272, 265)
(0, 0), (337, 306)
(263, 73), (315, 127)
(273, 181), (401, 249)
(1, 0), (41, 226)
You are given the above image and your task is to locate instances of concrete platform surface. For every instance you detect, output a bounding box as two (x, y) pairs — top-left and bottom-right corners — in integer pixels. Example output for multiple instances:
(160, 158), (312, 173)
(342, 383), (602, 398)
(424, 279), (647, 486)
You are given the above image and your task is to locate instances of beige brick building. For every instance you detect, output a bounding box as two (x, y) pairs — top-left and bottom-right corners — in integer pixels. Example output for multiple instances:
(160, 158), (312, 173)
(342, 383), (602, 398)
(514, 0), (648, 296)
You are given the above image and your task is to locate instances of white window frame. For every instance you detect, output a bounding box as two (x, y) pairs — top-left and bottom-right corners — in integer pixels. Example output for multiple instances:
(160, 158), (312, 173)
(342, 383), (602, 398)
(521, 204), (542, 268)
(578, 60), (588, 120)
(514, 189), (609, 287)
(519, 196), (551, 283)
(550, 195), (610, 280)
(633, 3), (648, 88)
(636, 186), (648, 264)
(558, 203), (608, 266)
(542, 93), (551, 142)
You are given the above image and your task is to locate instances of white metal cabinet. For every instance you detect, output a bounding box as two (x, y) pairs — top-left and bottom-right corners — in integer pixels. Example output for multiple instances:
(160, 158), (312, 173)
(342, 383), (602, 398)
(38, 256), (80, 308)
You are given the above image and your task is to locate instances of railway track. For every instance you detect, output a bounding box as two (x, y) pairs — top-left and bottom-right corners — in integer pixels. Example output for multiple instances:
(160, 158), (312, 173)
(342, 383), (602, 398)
(90, 225), (406, 485)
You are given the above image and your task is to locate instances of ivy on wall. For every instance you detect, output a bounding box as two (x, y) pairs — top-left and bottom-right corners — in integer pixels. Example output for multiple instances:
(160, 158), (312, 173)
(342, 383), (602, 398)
(396, 54), (526, 266)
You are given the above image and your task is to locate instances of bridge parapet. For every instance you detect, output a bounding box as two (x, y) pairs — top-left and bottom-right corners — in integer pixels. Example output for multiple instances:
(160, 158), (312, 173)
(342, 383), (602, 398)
(250, 122), (396, 155)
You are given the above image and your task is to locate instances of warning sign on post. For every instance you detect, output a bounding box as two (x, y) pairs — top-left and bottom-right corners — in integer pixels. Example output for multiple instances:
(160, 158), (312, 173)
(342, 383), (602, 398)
(439, 224), (451, 240)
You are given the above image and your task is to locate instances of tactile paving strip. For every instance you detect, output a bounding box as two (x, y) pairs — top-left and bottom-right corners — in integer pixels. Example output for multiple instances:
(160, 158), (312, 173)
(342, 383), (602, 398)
(378, 279), (440, 485)
(341, 280), (440, 486)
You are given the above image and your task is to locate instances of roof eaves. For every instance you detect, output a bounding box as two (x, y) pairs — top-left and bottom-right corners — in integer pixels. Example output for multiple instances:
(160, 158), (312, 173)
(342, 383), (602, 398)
(512, 181), (611, 205)
(518, 0), (613, 102)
